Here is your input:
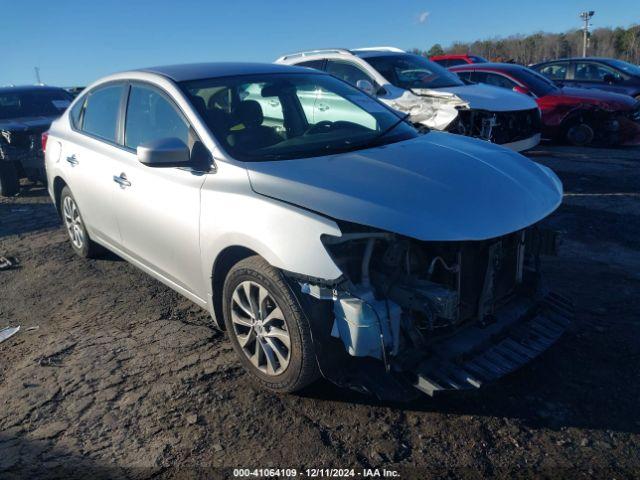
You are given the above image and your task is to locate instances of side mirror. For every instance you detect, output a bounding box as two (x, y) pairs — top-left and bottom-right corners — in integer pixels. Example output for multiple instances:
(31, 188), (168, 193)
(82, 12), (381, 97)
(356, 79), (376, 96)
(137, 137), (190, 167)
(513, 85), (532, 96)
(603, 73), (617, 84)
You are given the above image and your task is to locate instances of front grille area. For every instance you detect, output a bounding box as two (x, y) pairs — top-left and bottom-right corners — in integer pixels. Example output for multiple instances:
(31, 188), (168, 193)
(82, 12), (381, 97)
(448, 108), (541, 144)
(458, 231), (521, 320)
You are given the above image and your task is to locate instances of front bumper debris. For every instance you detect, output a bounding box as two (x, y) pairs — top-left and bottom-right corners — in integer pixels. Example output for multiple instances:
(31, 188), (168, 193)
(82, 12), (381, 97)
(413, 291), (573, 395)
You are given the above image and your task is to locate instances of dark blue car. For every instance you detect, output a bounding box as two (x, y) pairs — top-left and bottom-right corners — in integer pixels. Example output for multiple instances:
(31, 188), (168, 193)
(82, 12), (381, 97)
(530, 57), (640, 100)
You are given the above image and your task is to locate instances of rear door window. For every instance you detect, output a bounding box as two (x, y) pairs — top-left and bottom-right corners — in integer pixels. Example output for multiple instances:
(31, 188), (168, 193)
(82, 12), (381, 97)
(574, 62), (623, 82)
(483, 73), (517, 89)
(81, 84), (124, 142)
(454, 71), (474, 82)
(326, 60), (376, 88)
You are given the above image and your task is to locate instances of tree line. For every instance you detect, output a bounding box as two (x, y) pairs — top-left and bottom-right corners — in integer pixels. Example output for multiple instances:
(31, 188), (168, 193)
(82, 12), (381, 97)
(413, 24), (640, 65)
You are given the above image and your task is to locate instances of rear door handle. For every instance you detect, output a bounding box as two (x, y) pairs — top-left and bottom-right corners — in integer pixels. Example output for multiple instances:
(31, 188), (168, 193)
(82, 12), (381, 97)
(66, 154), (79, 166)
(113, 173), (131, 188)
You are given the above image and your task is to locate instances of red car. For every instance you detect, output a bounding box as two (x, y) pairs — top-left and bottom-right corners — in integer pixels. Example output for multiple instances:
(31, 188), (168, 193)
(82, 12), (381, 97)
(430, 54), (488, 68)
(450, 63), (640, 146)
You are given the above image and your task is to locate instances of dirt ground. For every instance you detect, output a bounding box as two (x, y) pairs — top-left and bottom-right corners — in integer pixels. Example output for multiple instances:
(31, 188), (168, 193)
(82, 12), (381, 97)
(1, 144), (639, 479)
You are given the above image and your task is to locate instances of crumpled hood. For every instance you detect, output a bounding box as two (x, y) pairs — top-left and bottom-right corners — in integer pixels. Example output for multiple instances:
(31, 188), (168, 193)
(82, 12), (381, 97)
(0, 116), (56, 132)
(246, 132), (562, 241)
(430, 83), (537, 112)
(555, 87), (639, 111)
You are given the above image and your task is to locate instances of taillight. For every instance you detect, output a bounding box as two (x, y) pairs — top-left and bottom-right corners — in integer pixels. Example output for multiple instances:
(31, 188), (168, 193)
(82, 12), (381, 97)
(41, 131), (49, 152)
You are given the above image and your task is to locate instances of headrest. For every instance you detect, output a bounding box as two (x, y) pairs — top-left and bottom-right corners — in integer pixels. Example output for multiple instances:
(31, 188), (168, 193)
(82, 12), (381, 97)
(235, 100), (263, 128)
(191, 96), (206, 115)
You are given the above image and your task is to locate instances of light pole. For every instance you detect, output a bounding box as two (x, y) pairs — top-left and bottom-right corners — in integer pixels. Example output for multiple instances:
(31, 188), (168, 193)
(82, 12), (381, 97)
(579, 10), (595, 57)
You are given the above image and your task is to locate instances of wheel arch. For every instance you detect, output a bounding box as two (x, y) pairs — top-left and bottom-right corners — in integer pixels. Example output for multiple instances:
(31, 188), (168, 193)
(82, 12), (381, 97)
(210, 245), (259, 329)
(52, 176), (68, 217)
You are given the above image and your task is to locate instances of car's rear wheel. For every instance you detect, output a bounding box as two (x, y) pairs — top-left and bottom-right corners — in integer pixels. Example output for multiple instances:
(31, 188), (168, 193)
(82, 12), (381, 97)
(60, 186), (101, 258)
(0, 161), (20, 197)
(222, 255), (320, 393)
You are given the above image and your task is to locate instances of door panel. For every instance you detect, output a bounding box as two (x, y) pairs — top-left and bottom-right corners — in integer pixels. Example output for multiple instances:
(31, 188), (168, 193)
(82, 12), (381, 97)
(62, 83), (125, 245)
(110, 152), (206, 298)
(60, 137), (120, 245)
(112, 83), (208, 299)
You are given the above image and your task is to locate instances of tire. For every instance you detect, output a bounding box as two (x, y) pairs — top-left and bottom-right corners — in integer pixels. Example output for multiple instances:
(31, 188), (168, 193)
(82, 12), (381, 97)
(60, 186), (101, 258)
(0, 161), (20, 197)
(565, 122), (595, 146)
(222, 255), (320, 393)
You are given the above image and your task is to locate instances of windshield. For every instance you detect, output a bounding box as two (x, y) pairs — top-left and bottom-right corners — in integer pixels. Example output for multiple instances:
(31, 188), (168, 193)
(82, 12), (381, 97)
(511, 67), (559, 96)
(605, 59), (640, 77)
(365, 54), (465, 89)
(180, 73), (417, 162)
(0, 89), (72, 120)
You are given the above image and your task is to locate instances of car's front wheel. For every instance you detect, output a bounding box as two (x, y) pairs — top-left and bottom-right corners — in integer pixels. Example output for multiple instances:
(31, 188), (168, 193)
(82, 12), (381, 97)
(565, 122), (595, 146)
(222, 255), (320, 393)
(60, 186), (101, 258)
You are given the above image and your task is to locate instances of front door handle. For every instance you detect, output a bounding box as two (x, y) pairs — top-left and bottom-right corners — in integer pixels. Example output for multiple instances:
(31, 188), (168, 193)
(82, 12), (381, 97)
(113, 173), (131, 188)
(66, 154), (79, 166)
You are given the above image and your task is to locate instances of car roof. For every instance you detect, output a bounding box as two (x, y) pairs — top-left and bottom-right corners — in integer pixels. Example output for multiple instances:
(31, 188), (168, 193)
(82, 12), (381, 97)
(431, 54), (474, 59)
(138, 62), (318, 82)
(0, 85), (68, 94)
(352, 50), (412, 59)
(450, 62), (527, 72)
(532, 57), (618, 65)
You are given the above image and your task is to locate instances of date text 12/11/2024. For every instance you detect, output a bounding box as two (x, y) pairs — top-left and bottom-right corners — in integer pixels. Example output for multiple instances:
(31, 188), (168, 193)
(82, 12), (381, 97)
(232, 468), (401, 478)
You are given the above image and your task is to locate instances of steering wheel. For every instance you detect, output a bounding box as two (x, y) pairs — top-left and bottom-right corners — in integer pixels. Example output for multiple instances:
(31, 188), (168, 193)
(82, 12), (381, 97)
(305, 121), (334, 135)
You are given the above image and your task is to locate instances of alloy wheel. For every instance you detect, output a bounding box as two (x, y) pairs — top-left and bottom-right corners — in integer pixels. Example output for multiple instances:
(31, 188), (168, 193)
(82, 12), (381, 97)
(62, 195), (85, 249)
(230, 280), (291, 376)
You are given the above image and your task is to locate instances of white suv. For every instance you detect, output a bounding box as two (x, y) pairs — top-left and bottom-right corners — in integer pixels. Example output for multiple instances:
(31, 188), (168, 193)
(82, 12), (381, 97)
(45, 62), (570, 400)
(276, 47), (542, 151)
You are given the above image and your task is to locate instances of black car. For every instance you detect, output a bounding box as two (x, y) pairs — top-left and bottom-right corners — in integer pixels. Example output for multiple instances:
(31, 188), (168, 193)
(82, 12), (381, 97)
(530, 57), (640, 100)
(0, 85), (73, 196)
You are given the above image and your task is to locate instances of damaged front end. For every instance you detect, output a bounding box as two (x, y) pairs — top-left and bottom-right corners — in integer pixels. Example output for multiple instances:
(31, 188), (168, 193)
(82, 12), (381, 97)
(294, 224), (572, 401)
(389, 89), (541, 149)
(544, 101), (640, 146)
(447, 108), (542, 146)
(386, 89), (469, 131)
(0, 128), (46, 180)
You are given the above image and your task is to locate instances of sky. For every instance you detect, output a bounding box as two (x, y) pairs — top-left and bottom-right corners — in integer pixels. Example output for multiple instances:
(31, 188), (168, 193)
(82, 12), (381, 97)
(2, 0), (638, 86)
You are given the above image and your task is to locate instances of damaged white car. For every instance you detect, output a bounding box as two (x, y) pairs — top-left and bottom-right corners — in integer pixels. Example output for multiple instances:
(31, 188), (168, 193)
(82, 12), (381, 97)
(275, 47), (542, 152)
(45, 63), (572, 400)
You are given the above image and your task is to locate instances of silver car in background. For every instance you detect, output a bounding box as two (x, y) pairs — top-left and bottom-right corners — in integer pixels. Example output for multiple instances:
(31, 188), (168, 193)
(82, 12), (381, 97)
(44, 63), (572, 400)
(276, 47), (542, 152)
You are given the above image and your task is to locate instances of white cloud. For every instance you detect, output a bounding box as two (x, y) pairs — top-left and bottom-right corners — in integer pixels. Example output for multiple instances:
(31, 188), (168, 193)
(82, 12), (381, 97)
(418, 11), (430, 24)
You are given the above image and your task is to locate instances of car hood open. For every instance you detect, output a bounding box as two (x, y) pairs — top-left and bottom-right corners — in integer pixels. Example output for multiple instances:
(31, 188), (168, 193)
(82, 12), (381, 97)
(246, 132), (562, 241)
(429, 83), (537, 112)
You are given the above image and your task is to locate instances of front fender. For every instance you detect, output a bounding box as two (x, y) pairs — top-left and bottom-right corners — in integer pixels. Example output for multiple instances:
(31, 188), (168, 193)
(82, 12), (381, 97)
(199, 162), (343, 303)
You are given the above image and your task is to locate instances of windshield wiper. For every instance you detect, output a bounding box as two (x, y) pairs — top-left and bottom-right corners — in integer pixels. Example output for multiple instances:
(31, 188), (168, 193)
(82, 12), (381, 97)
(372, 112), (412, 142)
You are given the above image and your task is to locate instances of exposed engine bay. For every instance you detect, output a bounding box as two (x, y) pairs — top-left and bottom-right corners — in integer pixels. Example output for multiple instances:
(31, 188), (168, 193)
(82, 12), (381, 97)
(295, 223), (572, 400)
(447, 108), (542, 145)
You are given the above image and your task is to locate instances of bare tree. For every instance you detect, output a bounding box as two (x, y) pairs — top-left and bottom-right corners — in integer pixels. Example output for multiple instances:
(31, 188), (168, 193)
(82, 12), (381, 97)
(414, 24), (640, 64)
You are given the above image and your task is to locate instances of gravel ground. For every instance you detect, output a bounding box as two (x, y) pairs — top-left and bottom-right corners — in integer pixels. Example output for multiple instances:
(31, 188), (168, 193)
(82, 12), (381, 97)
(0, 145), (639, 479)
